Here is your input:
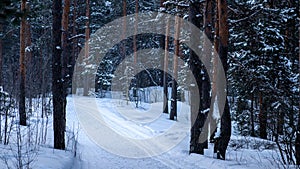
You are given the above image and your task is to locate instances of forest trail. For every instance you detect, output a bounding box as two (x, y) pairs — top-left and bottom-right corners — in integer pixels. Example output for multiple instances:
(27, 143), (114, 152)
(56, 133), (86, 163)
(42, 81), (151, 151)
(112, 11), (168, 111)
(67, 96), (182, 169)
(66, 96), (272, 169)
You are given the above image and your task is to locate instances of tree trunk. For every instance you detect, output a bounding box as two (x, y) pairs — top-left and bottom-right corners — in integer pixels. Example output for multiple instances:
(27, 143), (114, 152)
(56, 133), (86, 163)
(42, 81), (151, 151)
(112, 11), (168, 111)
(200, 0), (213, 149)
(250, 93), (255, 137)
(170, 15), (180, 120)
(132, 0), (138, 91)
(62, 0), (70, 91)
(71, 0), (78, 94)
(83, 0), (90, 96)
(189, 0), (206, 155)
(60, 0), (70, 147)
(296, 102), (300, 162)
(25, 3), (32, 115)
(0, 24), (2, 86)
(133, 0), (138, 65)
(294, 22), (300, 165)
(277, 110), (284, 135)
(52, 0), (65, 150)
(122, 0), (129, 104)
(259, 92), (267, 139)
(159, 0), (165, 87)
(163, 16), (169, 114)
(214, 0), (231, 160)
(19, 0), (27, 126)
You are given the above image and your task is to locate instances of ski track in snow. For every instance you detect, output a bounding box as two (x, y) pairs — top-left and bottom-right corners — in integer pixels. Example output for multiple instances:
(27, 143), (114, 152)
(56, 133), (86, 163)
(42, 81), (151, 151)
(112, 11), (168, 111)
(66, 96), (280, 169)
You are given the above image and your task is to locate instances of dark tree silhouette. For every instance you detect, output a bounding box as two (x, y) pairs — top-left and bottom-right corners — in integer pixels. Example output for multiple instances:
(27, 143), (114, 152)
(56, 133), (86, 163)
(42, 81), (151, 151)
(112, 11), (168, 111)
(52, 0), (65, 150)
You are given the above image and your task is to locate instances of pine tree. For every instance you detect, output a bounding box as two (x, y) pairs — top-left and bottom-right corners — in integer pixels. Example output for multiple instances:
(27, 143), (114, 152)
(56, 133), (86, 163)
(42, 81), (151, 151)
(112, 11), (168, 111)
(0, 24), (2, 86)
(83, 0), (90, 96)
(163, 0), (169, 114)
(170, 14), (180, 120)
(189, 0), (206, 155)
(295, 105), (300, 165)
(228, 0), (299, 164)
(52, 0), (65, 150)
(213, 0), (231, 160)
(19, 0), (27, 126)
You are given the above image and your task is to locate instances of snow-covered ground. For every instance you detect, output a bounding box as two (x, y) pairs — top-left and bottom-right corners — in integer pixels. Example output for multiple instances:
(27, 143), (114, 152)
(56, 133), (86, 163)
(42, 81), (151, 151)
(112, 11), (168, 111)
(0, 96), (289, 169)
(67, 96), (284, 169)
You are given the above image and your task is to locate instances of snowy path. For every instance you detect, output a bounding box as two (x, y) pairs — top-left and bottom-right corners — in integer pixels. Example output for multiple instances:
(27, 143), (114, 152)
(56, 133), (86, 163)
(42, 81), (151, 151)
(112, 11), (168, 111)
(67, 96), (187, 169)
(66, 96), (278, 169)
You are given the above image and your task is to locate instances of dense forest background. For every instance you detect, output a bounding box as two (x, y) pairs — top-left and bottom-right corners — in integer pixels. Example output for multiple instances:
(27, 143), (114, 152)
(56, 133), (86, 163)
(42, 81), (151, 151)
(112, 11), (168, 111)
(0, 0), (299, 167)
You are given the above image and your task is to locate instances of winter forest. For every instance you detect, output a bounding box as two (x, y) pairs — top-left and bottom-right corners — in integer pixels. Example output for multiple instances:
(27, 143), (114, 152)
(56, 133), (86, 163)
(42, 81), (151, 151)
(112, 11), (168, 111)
(0, 0), (299, 168)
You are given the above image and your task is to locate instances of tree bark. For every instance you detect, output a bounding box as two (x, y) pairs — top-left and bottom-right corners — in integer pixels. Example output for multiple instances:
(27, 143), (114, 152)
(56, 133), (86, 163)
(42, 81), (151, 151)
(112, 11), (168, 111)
(83, 0), (90, 96)
(19, 0), (27, 126)
(52, 0), (65, 150)
(0, 24), (2, 86)
(62, 0), (70, 90)
(122, 0), (129, 104)
(295, 33), (300, 165)
(159, 0), (165, 88)
(259, 92), (267, 139)
(132, 0), (138, 92)
(189, 0), (206, 155)
(71, 0), (78, 94)
(214, 0), (231, 160)
(295, 14), (300, 165)
(250, 93), (255, 137)
(25, 3), (32, 115)
(200, 0), (213, 149)
(133, 0), (138, 65)
(60, 0), (70, 148)
(170, 15), (180, 120)
(163, 16), (169, 114)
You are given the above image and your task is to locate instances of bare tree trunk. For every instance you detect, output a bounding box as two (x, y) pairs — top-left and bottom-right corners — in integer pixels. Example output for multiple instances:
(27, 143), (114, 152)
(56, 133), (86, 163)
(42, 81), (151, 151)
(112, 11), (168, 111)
(132, 0), (139, 107)
(52, 0), (65, 150)
(212, 0), (220, 156)
(159, 0), (165, 87)
(170, 15), (180, 120)
(71, 0), (78, 94)
(250, 93), (255, 137)
(19, 0), (27, 126)
(60, 0), (70, 147)
(62, 0), (70, 90)
(122, 0), (128, 104)
(295, 22), (300, 165)
(163, 16), (169, 114)
(0, 24), (2, 86)
(25, 2), (32, 116)
(200, 0), (213, 149)
(189, 0), (205, 155)
(214, 0), (231, 160)
(83, 0), (90, 96)
(259, 92), (267, 139)
(133, 0), (138, 65)
(295, 95), (300, 159)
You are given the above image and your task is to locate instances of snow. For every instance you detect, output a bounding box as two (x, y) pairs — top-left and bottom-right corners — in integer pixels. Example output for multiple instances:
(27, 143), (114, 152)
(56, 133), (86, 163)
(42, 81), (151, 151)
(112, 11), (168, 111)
(0, 95), (289, 168)
(67, 96), (284, 168)
(25, 46), (31, 52)
(212, 96), (220, 120)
